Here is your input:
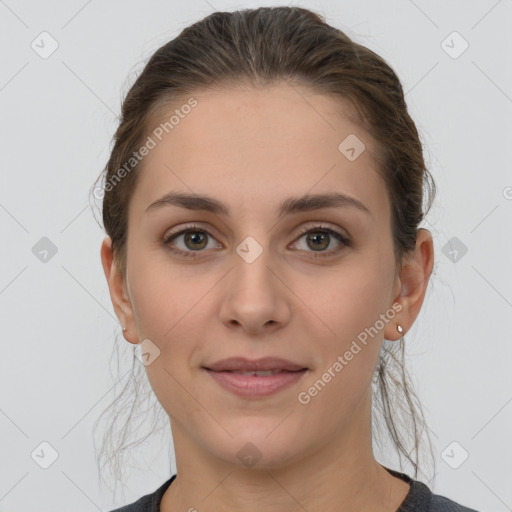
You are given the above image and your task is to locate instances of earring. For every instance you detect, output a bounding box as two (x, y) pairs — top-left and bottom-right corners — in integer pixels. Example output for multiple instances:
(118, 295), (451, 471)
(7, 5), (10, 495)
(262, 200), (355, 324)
(122, 326), (127, 331)
(397, 324), (403, 334)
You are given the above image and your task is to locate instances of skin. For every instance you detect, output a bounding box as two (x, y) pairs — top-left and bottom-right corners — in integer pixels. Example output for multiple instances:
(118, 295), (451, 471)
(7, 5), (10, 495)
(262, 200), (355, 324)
(101, 82), (434, 512)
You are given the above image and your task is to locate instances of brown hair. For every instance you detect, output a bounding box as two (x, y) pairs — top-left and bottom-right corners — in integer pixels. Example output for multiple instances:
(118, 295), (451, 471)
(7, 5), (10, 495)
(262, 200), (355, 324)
(92, 5), (437, 495)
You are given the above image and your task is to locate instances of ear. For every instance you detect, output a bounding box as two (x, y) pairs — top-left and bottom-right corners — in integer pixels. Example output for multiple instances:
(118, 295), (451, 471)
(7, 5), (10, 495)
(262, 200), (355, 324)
(385, 228), (435, 341)
(100, 236), (137, 344)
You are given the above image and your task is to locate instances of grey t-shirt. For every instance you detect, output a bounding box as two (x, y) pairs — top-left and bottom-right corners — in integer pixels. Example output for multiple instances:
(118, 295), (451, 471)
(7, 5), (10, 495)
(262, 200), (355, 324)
(109, 466), (479, 511)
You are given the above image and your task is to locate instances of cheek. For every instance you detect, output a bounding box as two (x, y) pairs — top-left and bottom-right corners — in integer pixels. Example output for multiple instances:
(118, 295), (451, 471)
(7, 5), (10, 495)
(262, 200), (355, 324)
(301, 258), (391, 391)
(297, 271), (387, 424)
(313, 261), (391, 339)
(127, 257), (209, 418)
(126, 251), (214, 375)
(126, 247), (193, 337)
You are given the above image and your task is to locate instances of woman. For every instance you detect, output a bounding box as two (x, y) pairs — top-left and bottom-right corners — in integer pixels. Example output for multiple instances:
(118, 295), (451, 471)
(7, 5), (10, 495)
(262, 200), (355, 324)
(96, 6), (479, 511)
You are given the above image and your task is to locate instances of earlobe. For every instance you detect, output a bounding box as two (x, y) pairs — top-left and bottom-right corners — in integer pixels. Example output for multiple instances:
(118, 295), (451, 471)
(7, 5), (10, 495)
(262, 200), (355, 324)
(385, 302), (406, 341)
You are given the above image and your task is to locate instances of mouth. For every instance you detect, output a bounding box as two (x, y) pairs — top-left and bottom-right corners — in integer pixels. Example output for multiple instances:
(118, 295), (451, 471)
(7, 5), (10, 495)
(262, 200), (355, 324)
(202, 367), (309, 397)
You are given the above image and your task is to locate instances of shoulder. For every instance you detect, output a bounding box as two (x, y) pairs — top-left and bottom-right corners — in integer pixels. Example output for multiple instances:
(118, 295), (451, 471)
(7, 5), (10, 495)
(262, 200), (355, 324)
(108, 494), (152, 512)
(399, 480), (480, 512)
(430, 493), (480, 512)
(108, 502), (145, 511)
(382, 465), (480, 512)
(107, 475), (177, 512)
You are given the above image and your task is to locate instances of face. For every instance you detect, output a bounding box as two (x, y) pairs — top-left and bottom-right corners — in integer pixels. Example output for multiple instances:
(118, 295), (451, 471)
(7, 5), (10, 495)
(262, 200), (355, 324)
(116, 83), (403, 469)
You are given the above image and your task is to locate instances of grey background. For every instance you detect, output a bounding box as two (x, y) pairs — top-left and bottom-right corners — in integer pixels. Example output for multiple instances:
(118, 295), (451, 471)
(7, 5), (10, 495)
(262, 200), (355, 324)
(1, 0), (511, 510)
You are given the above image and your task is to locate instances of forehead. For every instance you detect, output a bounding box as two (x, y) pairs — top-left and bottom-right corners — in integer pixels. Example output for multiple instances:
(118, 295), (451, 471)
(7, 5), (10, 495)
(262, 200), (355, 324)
(129, 83), (390, 222)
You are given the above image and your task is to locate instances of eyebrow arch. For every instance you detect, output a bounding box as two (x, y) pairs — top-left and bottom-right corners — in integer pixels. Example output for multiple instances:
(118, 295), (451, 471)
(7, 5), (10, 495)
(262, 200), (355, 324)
(145, 191), (372, 218)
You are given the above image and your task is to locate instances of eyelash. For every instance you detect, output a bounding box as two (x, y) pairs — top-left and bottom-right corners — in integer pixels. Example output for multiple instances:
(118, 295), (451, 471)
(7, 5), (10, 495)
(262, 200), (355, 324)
(162, 223), (351, 259)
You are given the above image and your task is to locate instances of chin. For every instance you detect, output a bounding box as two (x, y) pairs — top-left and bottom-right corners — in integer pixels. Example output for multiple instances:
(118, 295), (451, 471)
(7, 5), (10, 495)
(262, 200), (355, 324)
(207, 426), (303, 470)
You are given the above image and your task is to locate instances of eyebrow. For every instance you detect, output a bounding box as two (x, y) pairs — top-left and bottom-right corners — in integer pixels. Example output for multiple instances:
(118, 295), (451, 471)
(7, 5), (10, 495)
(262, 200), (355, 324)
(145, 191), (372, 218)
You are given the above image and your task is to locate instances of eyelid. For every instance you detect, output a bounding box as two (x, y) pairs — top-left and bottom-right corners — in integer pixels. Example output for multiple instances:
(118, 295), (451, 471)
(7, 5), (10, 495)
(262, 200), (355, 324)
(293, 222), (350, 241)
(163, 222), (220, 244)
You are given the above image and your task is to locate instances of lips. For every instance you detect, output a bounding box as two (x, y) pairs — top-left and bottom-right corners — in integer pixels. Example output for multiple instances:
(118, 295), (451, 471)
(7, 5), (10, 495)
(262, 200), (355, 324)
(202, 357), (309, 398)
(203, 358), (309, 397)
(203, 356), (307, 373)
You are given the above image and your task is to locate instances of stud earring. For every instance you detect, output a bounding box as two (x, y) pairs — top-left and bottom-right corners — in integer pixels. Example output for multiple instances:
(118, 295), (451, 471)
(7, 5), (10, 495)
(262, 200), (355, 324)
(397, 324), (403, 334)
(122, 326), (127, 331)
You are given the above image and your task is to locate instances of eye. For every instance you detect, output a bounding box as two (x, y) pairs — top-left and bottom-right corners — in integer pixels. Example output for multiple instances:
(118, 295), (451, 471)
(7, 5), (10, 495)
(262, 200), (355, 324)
(292, 224), (351, 258)
(163, 223), (351, 259)
(163, 223), (221, 258)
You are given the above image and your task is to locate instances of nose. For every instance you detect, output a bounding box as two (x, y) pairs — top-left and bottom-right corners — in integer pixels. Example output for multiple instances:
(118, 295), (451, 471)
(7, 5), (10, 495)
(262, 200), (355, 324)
(218, 244), (292, 336)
